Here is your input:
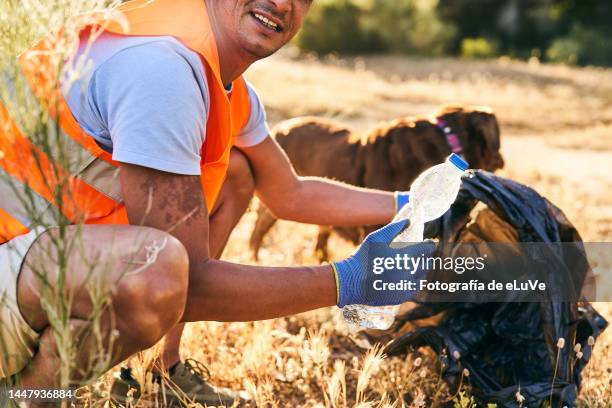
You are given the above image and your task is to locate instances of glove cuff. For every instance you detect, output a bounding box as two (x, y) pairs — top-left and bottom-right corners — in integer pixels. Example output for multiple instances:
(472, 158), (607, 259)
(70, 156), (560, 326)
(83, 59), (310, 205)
(394, 191), (410, 215)
(329, 262), (340, 306)
(332, 258), (362, 308)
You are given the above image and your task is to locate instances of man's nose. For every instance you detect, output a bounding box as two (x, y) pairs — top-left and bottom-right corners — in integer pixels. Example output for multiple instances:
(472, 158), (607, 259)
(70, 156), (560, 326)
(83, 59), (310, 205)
(270, 0), (292, 14)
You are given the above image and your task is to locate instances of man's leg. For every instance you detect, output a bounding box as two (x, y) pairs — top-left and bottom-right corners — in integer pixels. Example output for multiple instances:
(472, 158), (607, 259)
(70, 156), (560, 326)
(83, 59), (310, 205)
(158, 148), (255, 370)
(15, 225), (189, 388)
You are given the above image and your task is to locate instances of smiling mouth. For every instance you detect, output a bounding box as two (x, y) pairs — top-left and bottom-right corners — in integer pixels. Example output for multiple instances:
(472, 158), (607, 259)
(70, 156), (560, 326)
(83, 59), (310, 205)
(250, 11), (282, 32)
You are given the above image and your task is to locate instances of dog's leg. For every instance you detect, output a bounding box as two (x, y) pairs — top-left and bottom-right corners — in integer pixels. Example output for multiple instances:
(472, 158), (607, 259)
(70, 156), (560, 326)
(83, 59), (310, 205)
(315, 226), (333, 262)
(249, 203), (279, 261)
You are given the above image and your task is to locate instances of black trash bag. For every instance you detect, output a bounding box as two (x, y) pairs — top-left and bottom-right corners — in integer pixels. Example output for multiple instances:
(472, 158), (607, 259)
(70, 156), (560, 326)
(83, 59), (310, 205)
(384, 170), (608, 407)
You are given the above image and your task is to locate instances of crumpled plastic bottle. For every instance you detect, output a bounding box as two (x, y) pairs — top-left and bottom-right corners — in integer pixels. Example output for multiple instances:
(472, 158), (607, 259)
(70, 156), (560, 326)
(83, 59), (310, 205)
(343, 153), (469, 331)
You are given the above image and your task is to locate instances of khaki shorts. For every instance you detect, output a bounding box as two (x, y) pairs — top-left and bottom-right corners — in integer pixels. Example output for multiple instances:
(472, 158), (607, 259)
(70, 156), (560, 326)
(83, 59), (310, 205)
(0, 228), (45, 379)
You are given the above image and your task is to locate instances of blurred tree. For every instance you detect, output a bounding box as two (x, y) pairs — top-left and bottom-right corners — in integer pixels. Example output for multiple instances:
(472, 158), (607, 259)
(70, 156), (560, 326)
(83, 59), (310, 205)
(549, 0), (612, 65)
(547, 24), (612, 66)
(461, 37), (499, 59)
(293, 0), (612, 66)
(296, 0), (455, 56)
(436, 0), (557, 57)
(551, 0), (612, 31)
(363, 0), (456, 56)
(295, 0), (377, 54)
(437, 0), (611, 64)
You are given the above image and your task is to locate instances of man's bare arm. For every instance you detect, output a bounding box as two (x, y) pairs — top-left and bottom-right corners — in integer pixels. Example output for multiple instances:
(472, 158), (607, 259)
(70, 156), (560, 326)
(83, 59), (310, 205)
(119, 163), (336, 322)
(241, 137), (396, 226)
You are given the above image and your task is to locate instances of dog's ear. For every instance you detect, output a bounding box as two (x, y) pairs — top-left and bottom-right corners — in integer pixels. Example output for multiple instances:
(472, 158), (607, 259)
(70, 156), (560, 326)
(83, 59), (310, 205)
(466, 110), (504, 171)
(388, 127), (411, 174)
(387, 124), (439, 190)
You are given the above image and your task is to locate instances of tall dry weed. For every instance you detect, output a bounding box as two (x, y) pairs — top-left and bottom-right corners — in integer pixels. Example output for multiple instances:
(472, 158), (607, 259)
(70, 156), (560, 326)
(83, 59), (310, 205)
(0, 1), (140, 401)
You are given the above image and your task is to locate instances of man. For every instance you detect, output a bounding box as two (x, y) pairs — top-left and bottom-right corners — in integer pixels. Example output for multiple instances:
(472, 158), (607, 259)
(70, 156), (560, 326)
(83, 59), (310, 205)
(0, 0), (430, 405)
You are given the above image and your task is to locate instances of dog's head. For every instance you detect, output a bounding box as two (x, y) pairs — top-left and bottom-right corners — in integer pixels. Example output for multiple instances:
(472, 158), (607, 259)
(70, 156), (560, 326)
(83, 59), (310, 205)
(434, 105), (505, 172)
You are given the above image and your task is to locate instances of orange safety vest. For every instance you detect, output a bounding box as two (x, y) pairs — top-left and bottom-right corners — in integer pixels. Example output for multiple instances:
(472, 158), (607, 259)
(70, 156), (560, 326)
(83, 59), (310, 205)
(0, 0), (251, 243)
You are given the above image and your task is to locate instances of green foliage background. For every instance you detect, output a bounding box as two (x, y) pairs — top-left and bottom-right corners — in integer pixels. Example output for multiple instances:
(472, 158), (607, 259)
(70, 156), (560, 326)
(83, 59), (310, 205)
(295, 0), (612, 66)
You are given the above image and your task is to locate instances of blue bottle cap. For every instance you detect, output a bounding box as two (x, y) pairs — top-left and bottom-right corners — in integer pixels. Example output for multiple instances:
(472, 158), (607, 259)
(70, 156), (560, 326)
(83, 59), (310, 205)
(448, 153), (469, 171)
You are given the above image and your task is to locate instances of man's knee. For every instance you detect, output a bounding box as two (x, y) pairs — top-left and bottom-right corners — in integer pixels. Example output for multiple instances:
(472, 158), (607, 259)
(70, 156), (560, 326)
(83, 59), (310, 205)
(114, 229), (189, 348)
(227, 148), (255, 201)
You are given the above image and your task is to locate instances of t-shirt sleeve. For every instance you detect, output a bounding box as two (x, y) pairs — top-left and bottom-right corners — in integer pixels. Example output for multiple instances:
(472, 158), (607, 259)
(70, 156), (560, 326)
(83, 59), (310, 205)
(89, 42), (207, 175)
(234, 80), (270, 147)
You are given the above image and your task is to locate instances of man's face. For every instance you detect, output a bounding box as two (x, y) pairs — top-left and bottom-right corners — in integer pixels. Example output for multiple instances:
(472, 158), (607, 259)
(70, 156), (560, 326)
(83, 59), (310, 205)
(213, 0), (313, 59)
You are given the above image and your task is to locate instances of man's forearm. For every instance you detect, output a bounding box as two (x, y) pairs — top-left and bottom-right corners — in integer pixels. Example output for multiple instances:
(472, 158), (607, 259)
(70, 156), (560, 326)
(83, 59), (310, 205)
(273, 177), (395, 226)
(181, 259), (337, 322)
(244, 137), (397, 226)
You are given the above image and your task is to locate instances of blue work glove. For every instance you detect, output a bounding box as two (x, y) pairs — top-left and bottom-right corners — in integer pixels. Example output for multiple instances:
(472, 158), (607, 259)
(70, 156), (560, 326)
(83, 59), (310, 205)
(394, 191), (410, 214)
(331, 219), (436, 307)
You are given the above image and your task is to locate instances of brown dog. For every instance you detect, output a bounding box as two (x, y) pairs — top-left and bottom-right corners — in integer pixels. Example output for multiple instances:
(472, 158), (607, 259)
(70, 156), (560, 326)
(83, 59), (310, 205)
(250, 105), (505, 261)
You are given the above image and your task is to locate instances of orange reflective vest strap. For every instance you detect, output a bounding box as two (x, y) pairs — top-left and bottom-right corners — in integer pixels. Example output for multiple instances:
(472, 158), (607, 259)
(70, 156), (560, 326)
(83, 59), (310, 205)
(230, 79), (252, 139)
(0, 102), (82, 224)
(100, 0), (223, 79)
(0, 208), (27, 243)
(0, 101), (123, 239)
(200, 75), (251, 208)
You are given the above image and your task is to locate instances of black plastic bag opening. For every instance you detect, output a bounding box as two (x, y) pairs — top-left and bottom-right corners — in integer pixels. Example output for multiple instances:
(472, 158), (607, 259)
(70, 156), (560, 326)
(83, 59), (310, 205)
(384, 171), (608, 408)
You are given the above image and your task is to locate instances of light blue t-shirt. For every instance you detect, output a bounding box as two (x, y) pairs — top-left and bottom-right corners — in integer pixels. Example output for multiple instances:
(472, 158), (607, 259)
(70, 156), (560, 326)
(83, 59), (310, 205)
(62, 32), (269, 175)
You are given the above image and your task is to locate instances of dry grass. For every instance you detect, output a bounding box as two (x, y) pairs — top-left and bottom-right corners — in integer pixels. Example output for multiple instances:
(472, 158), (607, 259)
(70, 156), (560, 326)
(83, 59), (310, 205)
(2, 1), (609, 405)
(76, 52), (612, 407)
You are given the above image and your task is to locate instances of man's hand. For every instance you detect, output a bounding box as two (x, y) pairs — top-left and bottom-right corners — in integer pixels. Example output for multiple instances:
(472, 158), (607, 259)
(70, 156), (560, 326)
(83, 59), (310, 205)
(332, 220), (436, 307)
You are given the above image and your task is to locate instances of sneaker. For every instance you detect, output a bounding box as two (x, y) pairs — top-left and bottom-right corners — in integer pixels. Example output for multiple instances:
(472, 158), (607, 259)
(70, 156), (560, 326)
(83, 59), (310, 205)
(167, 359), (249, 406)
(109, 367), (145, 406)
(110, 359), (249, 407)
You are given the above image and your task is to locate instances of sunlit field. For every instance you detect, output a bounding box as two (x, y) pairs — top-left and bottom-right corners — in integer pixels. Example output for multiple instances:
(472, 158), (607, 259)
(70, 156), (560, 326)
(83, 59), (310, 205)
(2, 1), (610, 404)
(73, 52), (612, 407)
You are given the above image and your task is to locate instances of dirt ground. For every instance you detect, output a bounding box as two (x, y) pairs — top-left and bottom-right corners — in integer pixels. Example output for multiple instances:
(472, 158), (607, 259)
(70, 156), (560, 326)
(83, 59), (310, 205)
(94, 53), (612, 407)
